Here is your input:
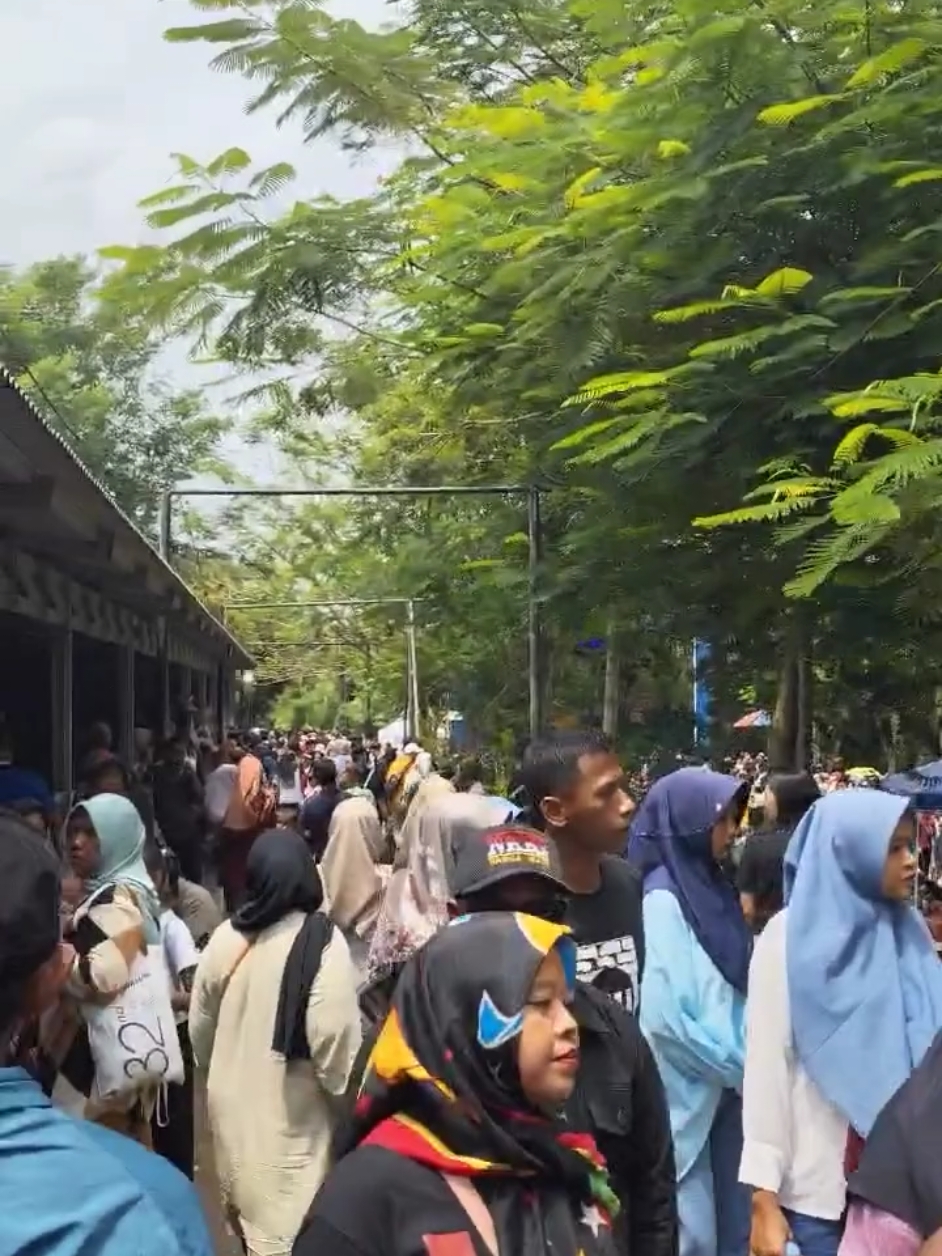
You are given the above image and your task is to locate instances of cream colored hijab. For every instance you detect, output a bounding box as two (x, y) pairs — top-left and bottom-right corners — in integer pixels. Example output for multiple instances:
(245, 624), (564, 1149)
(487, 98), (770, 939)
(392, 773), (455, 868)
(367, 792), (506, 979)
(320, 796), (386, 938)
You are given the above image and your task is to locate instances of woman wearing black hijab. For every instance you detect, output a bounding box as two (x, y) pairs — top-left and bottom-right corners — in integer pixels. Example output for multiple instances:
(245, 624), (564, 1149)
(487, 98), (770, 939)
(189, 830), (362, 1256)
(296, 912), (622, 1256)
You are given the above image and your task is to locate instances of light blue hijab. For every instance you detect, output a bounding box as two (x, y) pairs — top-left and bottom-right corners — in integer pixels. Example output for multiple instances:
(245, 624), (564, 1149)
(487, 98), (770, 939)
(76, 793), (161, 943)
(784, 789), (942, 1135)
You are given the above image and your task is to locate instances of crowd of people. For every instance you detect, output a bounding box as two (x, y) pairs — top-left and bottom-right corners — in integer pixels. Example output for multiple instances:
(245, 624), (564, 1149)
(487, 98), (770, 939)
(3, 718), (942, 1256)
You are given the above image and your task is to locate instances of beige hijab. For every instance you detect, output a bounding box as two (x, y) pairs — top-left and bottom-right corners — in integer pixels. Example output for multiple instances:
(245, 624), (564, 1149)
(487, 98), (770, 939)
(392, 773), (455, 868)
(320, 796), (386, 939)
(368, 792), (507, 979)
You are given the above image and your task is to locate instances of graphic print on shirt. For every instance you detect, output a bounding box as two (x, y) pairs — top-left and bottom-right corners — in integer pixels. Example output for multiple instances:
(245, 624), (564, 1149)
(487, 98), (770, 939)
(575, 935), (639, 1014)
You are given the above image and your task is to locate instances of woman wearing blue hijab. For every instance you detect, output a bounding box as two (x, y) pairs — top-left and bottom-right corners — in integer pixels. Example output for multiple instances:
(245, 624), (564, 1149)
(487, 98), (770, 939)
(627, 767), (751, 1256)
(741, 790), (942, 1256)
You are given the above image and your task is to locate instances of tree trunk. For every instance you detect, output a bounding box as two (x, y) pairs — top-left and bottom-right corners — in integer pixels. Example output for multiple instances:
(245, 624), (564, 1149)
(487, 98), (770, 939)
(602, 624), (619, 739)
(768, 613), (811, 771)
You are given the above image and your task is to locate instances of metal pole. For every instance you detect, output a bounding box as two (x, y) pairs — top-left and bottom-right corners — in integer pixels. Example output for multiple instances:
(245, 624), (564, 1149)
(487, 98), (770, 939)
(163, 487), (547, 733)
(365, 641), (373, 729)
(223, 598), (417, 609)
(406, 598), (420, 742)
(158, 491), (172, 562)
(166, 485), (525, 498)
(527, 486), (544, 739)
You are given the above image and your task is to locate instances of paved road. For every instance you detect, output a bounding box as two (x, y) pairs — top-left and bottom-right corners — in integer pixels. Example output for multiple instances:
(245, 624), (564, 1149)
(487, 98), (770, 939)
(194, 1082), (242, 1256)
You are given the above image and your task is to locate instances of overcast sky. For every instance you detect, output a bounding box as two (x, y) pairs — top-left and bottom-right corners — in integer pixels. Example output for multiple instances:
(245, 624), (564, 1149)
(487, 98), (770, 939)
(1, 0), (397, 481)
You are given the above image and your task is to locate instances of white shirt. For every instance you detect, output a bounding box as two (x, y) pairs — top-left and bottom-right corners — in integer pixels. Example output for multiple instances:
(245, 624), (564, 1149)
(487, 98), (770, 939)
(160, 909), (200, 1025)
(189, 915), (361, 1256)
(205, 763), (239, 825)
(739, 909), (849, 1220)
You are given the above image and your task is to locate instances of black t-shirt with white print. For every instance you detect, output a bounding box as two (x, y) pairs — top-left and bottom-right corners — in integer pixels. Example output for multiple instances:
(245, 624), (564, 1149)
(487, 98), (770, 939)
(564, 856), (645, 1017)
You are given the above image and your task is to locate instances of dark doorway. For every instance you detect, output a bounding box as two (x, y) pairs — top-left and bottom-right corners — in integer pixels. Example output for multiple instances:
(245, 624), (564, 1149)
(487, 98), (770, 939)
(73, 633), (119, 771)
(135, 652), (161, 735)
(0, 610), (53, 779)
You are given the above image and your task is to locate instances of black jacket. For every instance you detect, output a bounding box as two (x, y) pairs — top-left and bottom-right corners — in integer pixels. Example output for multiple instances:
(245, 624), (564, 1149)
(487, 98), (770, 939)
(569, 983), (677, 1256)
(345, 971), (678, 1256)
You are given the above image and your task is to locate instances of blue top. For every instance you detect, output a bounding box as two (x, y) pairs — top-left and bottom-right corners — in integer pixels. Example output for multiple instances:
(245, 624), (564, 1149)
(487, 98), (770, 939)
(0, 1066), (213, 1256)
(639, 890), (746, 1178)
(785, 790), (942, 1136)
(0, 764), (52, 810)
(627, 767), (752, 992)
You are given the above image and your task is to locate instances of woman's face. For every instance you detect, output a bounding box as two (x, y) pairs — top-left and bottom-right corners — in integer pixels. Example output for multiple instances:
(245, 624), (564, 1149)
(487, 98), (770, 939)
(67, 813), (101, 880)
(881, 815), (917, 901)
(516, 948), (579, 1112)
(711, 803), (742, 862)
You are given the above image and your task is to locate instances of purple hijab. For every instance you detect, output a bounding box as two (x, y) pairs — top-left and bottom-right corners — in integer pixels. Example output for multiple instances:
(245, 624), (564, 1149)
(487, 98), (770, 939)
(626, 767), (751, 993)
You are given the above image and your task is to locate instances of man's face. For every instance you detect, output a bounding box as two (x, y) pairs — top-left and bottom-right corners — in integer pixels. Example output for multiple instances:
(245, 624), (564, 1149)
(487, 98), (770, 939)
(459, 874), (570, 923)
(542, 752), (635, 853)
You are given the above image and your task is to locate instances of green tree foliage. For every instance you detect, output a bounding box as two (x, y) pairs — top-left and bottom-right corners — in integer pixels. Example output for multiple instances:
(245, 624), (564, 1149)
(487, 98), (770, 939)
(0, 256), (227, 530)
(98, 0), (942, 761)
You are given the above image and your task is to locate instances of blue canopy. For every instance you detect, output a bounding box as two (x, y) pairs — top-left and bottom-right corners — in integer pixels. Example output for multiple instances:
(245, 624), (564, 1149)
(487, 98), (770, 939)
(882, 760), (942, 807)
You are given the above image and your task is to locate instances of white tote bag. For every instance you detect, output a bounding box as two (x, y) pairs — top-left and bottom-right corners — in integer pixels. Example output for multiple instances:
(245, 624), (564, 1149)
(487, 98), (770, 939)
(85, 937), (184, 1102)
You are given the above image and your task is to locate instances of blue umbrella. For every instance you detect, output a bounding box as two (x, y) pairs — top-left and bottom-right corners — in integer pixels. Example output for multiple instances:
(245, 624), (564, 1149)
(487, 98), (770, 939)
(882, 760), (942, 805)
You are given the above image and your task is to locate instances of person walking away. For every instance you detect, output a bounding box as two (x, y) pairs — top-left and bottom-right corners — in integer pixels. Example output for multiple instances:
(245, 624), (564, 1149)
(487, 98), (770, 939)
(276, 747), (305, 811)
(159, 853), (222, 953)
(300, 757), (343, 861)
(520, 730), (643, 1015)
(365, 789), (483, 991)
(0, 814), (214, 1256)
(152, 738), (206, 885)
(295, 911), (621, 1256)
(145, 842), (202, 1178)
(737, 772), (820, 934)
(627, 767), (752, 1256)
(48, 795), (168, 1143)
(205, 741), (240, 839)
(189, 829), (361, 1256)
(320, 795), (389, 982)
(218, 738), (276, 911)
(742, 791), (942, 1256)
(341, 757), (380, 803)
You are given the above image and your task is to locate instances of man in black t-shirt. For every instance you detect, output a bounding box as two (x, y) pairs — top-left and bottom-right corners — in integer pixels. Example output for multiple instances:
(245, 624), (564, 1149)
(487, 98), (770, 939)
(520, 729), (644, 1016)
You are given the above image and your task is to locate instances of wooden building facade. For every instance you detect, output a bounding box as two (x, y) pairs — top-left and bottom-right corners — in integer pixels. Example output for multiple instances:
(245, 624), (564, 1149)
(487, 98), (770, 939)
(0, 368), (252, 792)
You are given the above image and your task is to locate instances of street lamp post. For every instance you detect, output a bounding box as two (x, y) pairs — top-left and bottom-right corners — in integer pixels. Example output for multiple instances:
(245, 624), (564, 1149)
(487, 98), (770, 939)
(161, 484), (546, 736)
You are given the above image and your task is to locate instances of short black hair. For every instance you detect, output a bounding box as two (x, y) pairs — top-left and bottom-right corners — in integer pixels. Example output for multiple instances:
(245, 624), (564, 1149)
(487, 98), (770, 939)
(143, 839), (179, 893)
(313, 757), (338, 788)
(520, 729), (613, 807)
(766, 772), (820, 827)
(344, 758), (368, 786)
(455, 757), (485, 788)
(143, 840), (166, 879)
(82, 754), (131, 792)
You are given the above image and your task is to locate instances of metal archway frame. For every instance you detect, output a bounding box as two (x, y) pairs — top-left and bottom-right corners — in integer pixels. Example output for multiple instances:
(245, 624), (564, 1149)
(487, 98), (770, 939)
(160, 484), (545, 736)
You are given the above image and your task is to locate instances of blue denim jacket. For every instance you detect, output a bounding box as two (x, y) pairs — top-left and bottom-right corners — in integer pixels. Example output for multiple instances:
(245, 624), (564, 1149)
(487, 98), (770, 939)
(0, 1066), (212, 1256)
